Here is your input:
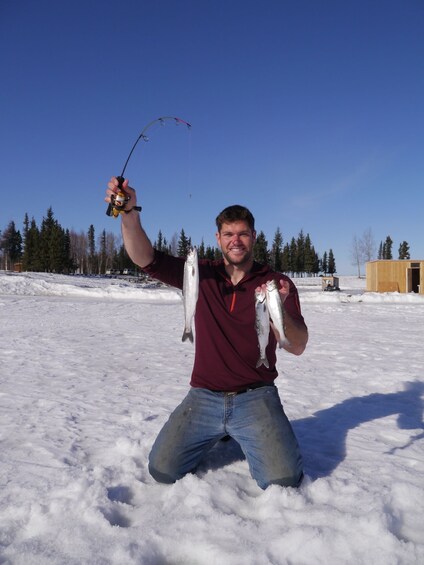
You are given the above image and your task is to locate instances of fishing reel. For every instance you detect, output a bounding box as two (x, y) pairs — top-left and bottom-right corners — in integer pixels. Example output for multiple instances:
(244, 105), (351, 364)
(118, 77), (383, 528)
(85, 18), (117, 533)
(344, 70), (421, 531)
(106, 176), (136, 217)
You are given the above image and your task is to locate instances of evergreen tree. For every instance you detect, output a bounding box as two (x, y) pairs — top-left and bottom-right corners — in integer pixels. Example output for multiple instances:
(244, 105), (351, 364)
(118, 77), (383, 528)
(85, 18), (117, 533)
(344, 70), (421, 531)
(63, 229), (75, 273)
(296, 230), (305, 275)
(270, 227), (283, 272)
(205, 245), (216, 260)
(169, 232), (178, 256)
(22, 217), (41, 271)
(87, 225), (96, 274)
(311, 248), (320, 275)
(49, 223), (66, 272)
(39, 207), (59, 272)
(378, 241), (383, 259)
(253, 230), (269, 264)
(382, 235), (393, 259)
(398, 241), (410, 260)
(303, 233), (315, 275)
(281, 243), (290, 273)
(321, 251), (328, 274)
(0, 221), (22, 270)
(328, 249), (336, 274)
(154, 229), (164, 251)
(116, 244), (134, 271)
(23, 213), (30, 252)
(214, 247), (222, 260)
(289, 237), (297, 275)
(162, 236), (169, 255)
(177, 228), (191, 257)
(98, 230), (107, 274)
(197, 239), (206, 259)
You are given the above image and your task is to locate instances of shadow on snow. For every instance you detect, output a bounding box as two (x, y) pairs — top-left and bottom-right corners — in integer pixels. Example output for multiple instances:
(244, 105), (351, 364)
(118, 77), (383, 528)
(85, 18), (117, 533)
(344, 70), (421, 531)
(197, 381), (424, 481)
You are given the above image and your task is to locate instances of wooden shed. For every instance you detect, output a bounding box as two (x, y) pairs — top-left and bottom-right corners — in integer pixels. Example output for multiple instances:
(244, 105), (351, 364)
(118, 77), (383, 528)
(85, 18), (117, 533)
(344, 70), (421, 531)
(321, 276), (340, 291)
(366, 260), (424, 294)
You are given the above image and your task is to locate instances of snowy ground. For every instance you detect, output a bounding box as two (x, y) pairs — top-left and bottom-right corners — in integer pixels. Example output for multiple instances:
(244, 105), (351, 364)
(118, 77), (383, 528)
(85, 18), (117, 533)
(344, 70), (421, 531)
(0, 271), (423, 565)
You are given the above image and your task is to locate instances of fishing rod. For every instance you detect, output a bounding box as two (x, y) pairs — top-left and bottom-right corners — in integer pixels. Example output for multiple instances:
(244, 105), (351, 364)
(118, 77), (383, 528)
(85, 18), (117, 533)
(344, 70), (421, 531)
(106, 116), (192, 217)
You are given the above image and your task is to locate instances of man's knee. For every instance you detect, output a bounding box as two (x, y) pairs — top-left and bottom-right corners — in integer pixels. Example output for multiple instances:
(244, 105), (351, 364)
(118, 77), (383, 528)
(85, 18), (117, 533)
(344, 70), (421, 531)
(148, 462), (177, 484)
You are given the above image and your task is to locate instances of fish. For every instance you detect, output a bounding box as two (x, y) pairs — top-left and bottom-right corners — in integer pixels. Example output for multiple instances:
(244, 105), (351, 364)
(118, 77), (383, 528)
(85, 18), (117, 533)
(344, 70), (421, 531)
(255, 287), (270, 368)
(182, 247), (199, 343)
(265, 279), (288, 346)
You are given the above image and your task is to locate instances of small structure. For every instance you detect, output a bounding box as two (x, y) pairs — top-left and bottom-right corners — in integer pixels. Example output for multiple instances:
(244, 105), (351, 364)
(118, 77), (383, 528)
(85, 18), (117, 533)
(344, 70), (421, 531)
(321, 275), (340, 291)
(366, 260), (424, 294)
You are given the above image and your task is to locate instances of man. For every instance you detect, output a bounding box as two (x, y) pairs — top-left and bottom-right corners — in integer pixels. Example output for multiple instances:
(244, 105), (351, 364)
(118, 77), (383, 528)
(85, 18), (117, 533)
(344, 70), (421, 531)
(105, 177), (308, 489)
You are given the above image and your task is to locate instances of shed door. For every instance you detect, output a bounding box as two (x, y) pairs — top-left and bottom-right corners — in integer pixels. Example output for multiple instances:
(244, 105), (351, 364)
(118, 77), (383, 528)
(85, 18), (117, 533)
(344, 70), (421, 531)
(407, 268), (420, 293)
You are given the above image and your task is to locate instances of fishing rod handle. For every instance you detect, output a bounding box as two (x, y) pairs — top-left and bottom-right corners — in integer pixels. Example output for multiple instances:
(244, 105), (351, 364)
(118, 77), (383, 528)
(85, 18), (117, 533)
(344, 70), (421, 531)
(106, 176), (125, 217)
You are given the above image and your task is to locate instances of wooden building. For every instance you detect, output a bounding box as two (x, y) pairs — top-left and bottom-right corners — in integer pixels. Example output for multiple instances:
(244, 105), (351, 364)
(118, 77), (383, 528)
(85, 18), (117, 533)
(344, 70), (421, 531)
(321, 276), (340, 291)
(366, 260), (424, 294)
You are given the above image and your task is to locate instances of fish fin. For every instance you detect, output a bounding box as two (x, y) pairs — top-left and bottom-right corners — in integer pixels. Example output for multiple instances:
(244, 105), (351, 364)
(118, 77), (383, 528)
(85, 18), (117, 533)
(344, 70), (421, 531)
(182, 330), (194, 343)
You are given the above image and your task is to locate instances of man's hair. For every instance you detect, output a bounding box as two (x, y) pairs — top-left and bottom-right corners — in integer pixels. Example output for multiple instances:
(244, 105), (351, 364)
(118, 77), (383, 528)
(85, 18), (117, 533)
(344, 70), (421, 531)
(215, 205), (255, 232)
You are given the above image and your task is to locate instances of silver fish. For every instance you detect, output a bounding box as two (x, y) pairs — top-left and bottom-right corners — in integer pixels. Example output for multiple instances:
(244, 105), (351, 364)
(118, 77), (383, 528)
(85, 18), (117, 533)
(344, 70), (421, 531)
(255, 288), (270, 368)
(265, 279), (288, 346)
(182, 247), (199, 343)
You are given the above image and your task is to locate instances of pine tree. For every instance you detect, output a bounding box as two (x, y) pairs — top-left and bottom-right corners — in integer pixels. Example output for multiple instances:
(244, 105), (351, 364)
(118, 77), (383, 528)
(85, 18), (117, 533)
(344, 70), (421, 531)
(328, 249), (336, 274)
(378, 241), (383, 259)
(63, 229), (75, 273)
(162, 236), (169, 255)
(382, 235), (393, 259)
(22, 217), (41, 272)
(39, 207), (57, 272)
(281, 243), (290, 273)
(177, 228), (191, 257)
(296, 230), (305, 275)
(98, 230), (107, 274)
(0, 221), (22, 270)
(253, 231), (269, 264)
(398, 241), (410, 260)
(214, 247), (222, 260)
(197, 239), (206, 259)
(87, 225), (96, 274)
(289, 237), (297, 275)
(321, 251), (328, 274)
(303, 234), (315, 275)
(154, 229), (164, 251)
(49, 223), (66, 273)
(205, 245), (215, 260)
(311, 248), (320, 275)
(270, 228), (283, 272)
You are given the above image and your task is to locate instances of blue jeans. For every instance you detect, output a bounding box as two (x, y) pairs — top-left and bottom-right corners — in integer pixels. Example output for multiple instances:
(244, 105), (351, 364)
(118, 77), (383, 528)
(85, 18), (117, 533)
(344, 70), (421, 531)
(148, 386), (303, 490)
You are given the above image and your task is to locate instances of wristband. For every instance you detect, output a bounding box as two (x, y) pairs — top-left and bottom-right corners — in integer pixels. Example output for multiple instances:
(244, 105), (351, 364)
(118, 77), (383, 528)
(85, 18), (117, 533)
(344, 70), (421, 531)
(122, 206), (142, 214)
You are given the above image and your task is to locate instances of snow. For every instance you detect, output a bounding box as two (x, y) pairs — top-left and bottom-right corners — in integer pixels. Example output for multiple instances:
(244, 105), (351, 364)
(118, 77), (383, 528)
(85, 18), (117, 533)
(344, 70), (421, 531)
(0, 271), (423, 565)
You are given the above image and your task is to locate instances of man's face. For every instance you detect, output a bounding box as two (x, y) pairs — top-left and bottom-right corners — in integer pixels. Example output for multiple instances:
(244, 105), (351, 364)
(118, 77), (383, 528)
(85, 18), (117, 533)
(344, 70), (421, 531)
(216, 221), (256, 267)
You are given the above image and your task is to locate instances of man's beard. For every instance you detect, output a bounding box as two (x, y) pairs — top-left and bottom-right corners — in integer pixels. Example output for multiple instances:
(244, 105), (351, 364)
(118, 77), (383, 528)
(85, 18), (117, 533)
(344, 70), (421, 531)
(221, 248), (253, 267)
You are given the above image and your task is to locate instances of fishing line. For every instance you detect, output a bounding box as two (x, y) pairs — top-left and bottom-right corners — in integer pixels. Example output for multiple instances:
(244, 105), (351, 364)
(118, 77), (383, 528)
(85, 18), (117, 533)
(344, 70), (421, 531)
(106, 116), (192, 217)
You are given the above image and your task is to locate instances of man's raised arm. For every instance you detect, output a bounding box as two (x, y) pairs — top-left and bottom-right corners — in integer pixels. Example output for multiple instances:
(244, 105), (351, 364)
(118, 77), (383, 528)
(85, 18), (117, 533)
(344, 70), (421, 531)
(105, 177), (154, 268)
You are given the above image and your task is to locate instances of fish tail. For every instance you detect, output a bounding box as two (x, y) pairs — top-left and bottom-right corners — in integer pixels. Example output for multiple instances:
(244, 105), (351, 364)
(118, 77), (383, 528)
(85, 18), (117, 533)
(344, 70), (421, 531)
(182, 330), (194, 343)
(256, 357), (269, 369)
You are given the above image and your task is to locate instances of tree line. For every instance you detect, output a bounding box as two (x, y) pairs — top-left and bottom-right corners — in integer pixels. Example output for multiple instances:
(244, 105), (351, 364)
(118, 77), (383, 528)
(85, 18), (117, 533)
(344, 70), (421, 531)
(1, 208), (337, 276)
(158, 226), (336, 276)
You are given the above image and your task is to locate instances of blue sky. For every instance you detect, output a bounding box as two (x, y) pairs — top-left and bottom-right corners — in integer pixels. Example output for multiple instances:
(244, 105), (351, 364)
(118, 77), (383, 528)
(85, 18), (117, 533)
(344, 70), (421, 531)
(1, 0), (423, 274)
